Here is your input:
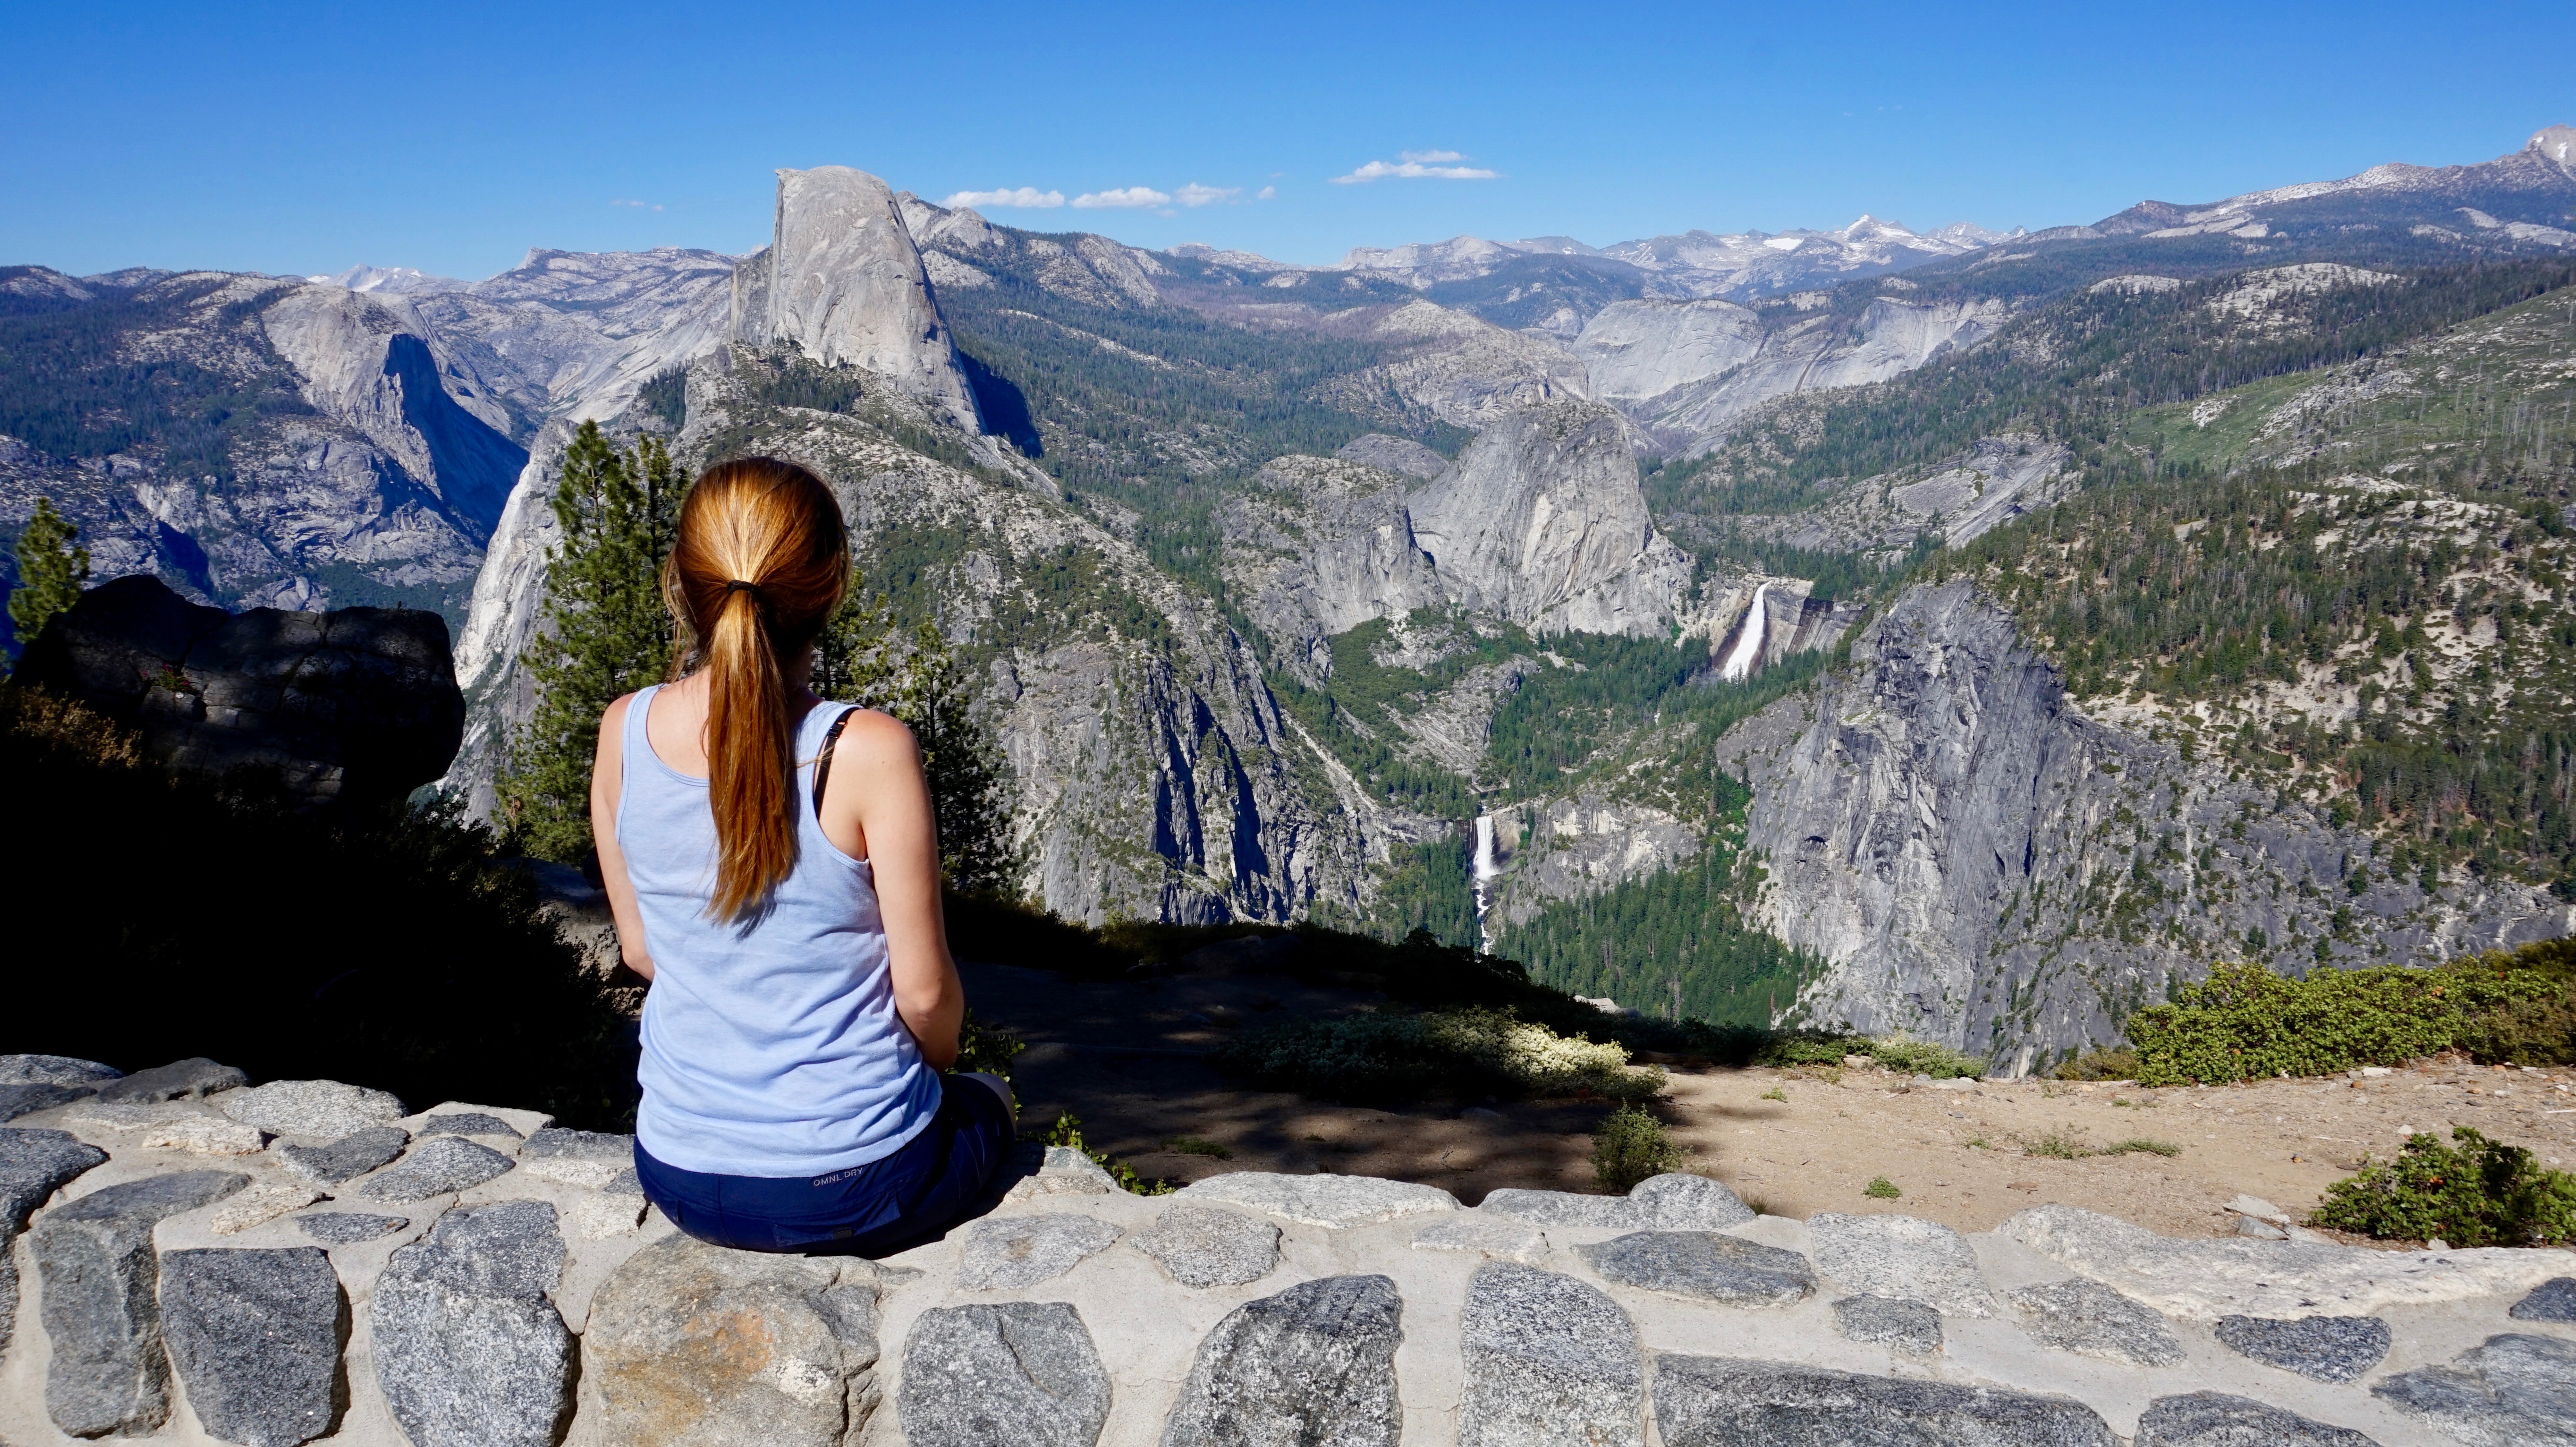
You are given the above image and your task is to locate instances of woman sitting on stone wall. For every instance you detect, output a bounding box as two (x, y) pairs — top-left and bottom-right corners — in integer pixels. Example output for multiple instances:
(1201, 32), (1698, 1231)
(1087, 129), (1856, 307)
(590, 456), (1013, 1253)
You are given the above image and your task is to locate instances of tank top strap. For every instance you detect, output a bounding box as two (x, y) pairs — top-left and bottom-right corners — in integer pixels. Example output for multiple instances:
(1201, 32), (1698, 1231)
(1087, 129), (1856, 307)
(622, 683), (664, 774)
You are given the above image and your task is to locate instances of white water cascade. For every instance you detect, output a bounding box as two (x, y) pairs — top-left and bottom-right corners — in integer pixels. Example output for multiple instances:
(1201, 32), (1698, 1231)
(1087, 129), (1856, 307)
(1471, 813), (1501, 951)
(1717, 582), (1771, 682)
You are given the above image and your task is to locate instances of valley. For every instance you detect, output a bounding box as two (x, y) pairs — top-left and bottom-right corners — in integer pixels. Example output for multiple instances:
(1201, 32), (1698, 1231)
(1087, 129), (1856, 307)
(8, 129), (2576, 1070)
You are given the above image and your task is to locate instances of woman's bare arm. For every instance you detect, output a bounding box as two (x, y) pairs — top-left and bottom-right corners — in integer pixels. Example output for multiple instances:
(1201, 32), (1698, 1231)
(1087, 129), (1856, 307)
(821, 709), (962, 1069)
(590, 693), (656, 982)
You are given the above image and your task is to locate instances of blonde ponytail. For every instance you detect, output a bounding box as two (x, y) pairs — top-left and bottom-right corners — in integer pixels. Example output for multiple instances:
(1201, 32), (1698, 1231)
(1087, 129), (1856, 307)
(665, 458), (848, 920)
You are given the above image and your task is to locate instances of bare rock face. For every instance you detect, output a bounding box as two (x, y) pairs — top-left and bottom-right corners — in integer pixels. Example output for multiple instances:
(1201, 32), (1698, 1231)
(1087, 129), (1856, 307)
(16, 574), (464, 810)
(1407, 400), (1692, 637)
(1726, 580), (2571, 1064)
(1217, 455), (1447, 680)
(733, 165), (983, 430)
(576, 1232), (884, 1447)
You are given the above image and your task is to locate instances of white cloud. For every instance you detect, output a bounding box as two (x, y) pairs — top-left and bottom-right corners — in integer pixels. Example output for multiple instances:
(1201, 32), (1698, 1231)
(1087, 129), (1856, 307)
(611, 199), (665, 211)
(1071, 186), (1172, 209)
(1330, 152), (1500, 184)
(1175, 182), (1241, 208)
(1256, 185), (1276, 200)
(942, 187), (1065, 209)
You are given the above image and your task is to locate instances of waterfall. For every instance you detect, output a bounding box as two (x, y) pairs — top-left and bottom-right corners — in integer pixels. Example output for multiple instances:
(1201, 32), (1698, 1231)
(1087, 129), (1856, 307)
(1718, 582), (1770, 682)
(1472, 813), (1501, 951)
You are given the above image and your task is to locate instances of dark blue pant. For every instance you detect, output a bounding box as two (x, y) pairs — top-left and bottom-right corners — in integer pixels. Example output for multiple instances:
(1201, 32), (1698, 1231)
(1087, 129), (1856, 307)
(635, 1073), (1016, 1255)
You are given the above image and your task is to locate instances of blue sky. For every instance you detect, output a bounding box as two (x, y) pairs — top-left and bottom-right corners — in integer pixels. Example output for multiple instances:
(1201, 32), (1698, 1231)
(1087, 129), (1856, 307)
(5, 1), (2568, 280)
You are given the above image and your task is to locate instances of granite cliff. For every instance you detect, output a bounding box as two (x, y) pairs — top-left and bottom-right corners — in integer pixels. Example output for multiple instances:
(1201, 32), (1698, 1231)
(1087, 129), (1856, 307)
(1721, 582), (2574, 1071)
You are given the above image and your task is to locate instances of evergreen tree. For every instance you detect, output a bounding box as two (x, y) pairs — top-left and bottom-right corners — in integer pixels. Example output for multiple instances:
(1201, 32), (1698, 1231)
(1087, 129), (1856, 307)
(8, 496), (90, 654)
(889, 621), (1017, 895)
(498, 425), (681, 861)
(809, 575), (1018, 895)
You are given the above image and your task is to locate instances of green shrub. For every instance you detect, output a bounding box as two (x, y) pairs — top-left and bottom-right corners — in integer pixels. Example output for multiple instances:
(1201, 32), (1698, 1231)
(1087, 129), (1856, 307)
(1044, 1113), (1173, 1196)
(2310, 1127), (2576, 1246)
(1593, 1104), (1684, 1192)
(1866, 1035), (1989, 1079)
(1216, 1006), (1666, 1107)
(1864, 1176), (1901, 1199)
(952, 1010), (1025, 1081)
(2053, 1047), (2142, 1081)
(1164, 1137), (1232, 1159)
(2125, 957), (2558, 1085)
(2026, 1130), (2093, 1160)
(2100, 1138), (2182, 1157)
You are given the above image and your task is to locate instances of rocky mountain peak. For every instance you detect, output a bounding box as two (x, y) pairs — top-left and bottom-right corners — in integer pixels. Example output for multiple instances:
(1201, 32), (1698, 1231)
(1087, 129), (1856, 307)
(729, 165), (982, 429)
(310, 264), (466, 295)
(2530, 124), (2576, 173)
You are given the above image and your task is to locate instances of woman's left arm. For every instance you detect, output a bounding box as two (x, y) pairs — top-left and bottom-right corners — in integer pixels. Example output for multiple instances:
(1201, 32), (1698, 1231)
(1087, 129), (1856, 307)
(825, 710), (963, 1068)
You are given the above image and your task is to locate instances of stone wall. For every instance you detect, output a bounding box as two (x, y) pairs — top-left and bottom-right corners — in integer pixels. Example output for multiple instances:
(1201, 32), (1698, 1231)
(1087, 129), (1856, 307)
(5, 1054), (2576, 1445)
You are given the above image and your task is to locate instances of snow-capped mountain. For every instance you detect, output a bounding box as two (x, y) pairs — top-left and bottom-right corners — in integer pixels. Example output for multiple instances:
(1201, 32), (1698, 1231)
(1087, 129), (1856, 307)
(309, 264), (467, 295)
(1339, 214), (2021, 301)
(2087, 126), (2576, 247)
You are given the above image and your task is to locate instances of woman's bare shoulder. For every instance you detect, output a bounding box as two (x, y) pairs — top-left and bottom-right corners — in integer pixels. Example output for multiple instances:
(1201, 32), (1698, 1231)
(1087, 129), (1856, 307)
(598, 689), (647, 732)
(830, 707), (918, 757)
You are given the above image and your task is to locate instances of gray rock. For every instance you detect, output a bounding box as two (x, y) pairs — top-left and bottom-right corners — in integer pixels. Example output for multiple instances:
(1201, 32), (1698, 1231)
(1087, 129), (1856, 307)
(1461, 1262), (1641, 1447)
(419, 1111), (523, 1141)
(0, 1081), (96, 1121)
(371, 1200), (572, 1447)
(599, 1166), (643, 1195)
(1633, 1173), (1756, 1229)
(1131, 1205), (1281, 1288)
(1172, 1172), (1459, 1228)
(93, 1056), (247, 1103)
(278, 1124), (411, 1184)
(1335, 433), (1452, 481)
(574, 1230), (882, 1447)
(0, 1127), (107, 1234)
(526, 1126), (631, 1158)
(220, 1079), (408, 1138)
(356, 1134), (516, 1201)
(2374, 1333), (2576, 1446)
(2236, 1216), (2289, 1240)
(2134, 1392), (2383, 1447)
(160, 1247), (346, 1447)
(31, 1169), (251, 1436)
(2003, 1202), (2574, 1319)
(0, 1054), (122, 1087)
(296, 1212), (410, 1244)
(958, 1212), (1122, 1291)
(1834, 1294), (1944, 1356)
(0, 1127), (110, 1354)
(1576, 1232), (1815, 1308)
(2011, 1279), (2186, 1367)
(737, 165), (983, 428)
(1161, 1274), (1403, 1447)
(1007, 1144), (1119, 1199)
(1408, 399), (1693, 634)
(1411, 1216), (1549, 1264)
(1809, 1212), (2000, 1316)
(901, 1302), (1110, 1447)
(1652, 1354), (2117, 1447)
(2215, 1314), (2392, 1382)
(1477, 1189), (1636, 1228)
(2514, 1277), (2576, 1322)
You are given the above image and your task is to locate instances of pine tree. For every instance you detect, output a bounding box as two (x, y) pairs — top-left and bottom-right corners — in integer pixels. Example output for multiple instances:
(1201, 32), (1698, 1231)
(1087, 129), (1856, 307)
(809, 577), (1018, 895)
(9, 496), (91, 654)
(498, 425), (681, 862)
(889, 621), (1017, 894)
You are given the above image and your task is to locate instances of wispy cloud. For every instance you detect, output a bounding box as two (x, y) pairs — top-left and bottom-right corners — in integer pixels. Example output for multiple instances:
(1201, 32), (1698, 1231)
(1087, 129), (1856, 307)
(1330, 150), (1500, 184)
(611, 199), (665, 212)
(1256, 185), (1276, 201)
(942, 187), (1065, 209)
(1071, 186), (1172, 209)
(1175, 182), (1241, 208)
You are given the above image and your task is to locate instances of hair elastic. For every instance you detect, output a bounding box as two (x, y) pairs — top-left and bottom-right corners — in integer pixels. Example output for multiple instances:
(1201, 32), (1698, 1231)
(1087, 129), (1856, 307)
(723, 579), (762, 596)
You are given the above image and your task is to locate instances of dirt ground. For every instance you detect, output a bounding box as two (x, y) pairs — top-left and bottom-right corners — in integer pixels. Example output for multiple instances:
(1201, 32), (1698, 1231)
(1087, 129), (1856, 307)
(963, 957), (2576, 1242)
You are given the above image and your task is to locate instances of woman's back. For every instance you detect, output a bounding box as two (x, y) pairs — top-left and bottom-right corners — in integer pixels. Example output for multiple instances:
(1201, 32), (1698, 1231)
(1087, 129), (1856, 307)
(620, 683), (937, 1177)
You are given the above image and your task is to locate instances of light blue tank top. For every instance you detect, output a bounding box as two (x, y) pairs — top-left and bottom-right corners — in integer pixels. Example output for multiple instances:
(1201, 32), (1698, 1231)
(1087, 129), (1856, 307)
(622, 684), (940, 1177)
